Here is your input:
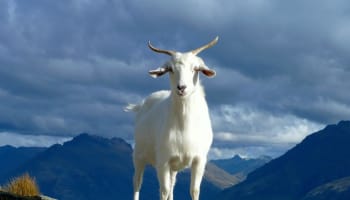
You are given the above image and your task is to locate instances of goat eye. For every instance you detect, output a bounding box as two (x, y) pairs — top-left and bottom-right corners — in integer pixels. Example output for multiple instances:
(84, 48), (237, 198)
(166, 66), (173, 72)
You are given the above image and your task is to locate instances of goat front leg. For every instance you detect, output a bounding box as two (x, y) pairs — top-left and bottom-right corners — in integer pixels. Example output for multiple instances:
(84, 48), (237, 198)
(168, 170), (177, 200)
(190, 158), (206, 200)
(157, 165), (171, 200)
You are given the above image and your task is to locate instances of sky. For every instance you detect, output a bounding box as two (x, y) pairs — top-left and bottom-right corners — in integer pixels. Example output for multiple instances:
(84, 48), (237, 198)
(0, 0), (349, 159)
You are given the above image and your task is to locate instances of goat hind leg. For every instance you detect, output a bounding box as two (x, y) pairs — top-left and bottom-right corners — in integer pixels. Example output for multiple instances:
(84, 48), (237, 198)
(133, 160), (145, 200)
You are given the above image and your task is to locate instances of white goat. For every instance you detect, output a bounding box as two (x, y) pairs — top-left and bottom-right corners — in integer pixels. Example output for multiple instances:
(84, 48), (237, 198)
(125, 37), (218, 200)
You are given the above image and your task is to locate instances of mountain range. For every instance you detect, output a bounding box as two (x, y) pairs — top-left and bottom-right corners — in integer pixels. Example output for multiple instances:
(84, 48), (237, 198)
(0, 133), (268, 200)
(220, 120), (350, 200)
(212, 154), (272, 180)
(3, 120), (349, 200)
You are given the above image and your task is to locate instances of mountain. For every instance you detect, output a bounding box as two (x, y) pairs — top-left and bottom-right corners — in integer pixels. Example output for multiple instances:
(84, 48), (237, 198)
(212, 155), (272, 178)
(1, 133), (237, 200)
(0, 146), (46, 179)
(1, 134), (135, 200)
(220, 120), (350, 200)
(172, 162), (242, 200)
(302, 176), (350, 200)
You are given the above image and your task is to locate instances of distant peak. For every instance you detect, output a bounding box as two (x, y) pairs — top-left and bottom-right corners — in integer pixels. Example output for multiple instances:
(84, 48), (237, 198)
(111, 137), (130, 144)
(232, 155), (244, 160)
(338, 120), (350, 127)
(71, 133), (105, 142)
(322, 120), (350, 133)
(0, 144), (14, 149)
(74, 133), (91, 139)
(66, 133), (132, 150)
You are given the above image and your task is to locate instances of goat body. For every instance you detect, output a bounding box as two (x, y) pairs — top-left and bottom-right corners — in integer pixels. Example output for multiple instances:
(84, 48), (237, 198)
(130, 86), (212, 167)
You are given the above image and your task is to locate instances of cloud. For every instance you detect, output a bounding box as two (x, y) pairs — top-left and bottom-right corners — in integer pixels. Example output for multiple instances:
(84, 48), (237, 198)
(0, 132), (72, 147)
(0, 0), (349, 158)
(210, 104), (324, 157)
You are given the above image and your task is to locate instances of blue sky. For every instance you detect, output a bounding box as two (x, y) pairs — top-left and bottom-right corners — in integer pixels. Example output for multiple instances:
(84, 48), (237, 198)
(0, 0), (349, 159)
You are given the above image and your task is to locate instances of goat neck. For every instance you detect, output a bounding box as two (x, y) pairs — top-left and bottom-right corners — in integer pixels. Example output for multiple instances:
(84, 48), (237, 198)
(170, 84), (205, 125)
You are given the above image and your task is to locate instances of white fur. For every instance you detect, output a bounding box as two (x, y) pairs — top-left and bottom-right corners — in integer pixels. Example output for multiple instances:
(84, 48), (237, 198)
(125, 41), (216, 200)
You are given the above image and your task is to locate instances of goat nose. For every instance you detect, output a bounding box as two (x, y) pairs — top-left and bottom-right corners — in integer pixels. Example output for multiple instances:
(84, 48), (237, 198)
(177, 85), (187, 91)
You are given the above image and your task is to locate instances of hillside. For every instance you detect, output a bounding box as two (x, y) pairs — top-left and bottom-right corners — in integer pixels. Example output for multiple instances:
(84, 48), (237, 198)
(220, 120), (350, 200)
(204, 162), (243, 189)
(0, 146), (46, 179)
(302, 176), (350, 200)
(1, 134), (135, 200)
(1, 134), (238, 200)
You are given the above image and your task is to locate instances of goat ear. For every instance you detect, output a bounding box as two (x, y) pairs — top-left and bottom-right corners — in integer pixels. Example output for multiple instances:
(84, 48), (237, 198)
(196, 66), (216, 78)
(149, 67), (170, 78)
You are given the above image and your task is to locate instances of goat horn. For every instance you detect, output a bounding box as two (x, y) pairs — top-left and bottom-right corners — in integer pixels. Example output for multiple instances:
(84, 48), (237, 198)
(191, 36), (219, 55)
(148, 41), (175, 56)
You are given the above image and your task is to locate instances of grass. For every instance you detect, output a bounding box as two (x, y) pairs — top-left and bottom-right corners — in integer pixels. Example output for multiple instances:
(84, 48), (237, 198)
(3, 173), (40, 197)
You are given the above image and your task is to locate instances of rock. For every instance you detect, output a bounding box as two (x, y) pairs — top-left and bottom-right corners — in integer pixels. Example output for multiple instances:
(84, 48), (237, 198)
(0, 191), (56, 200)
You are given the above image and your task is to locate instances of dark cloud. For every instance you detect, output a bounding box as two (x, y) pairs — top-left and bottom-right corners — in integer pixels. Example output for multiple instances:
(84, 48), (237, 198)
(0, 0), (349, 157)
